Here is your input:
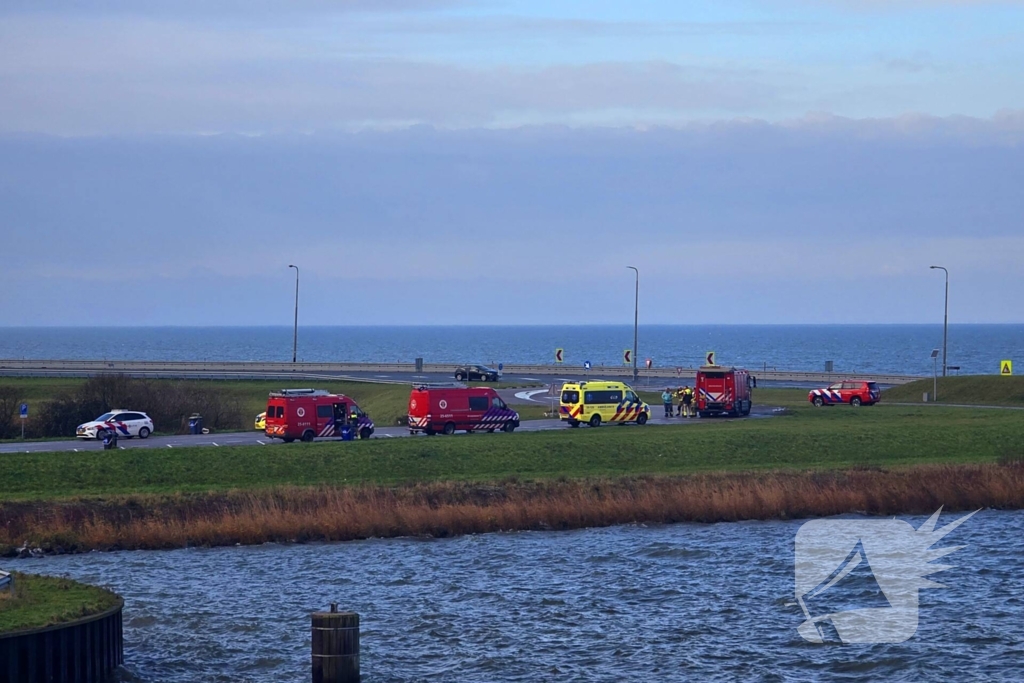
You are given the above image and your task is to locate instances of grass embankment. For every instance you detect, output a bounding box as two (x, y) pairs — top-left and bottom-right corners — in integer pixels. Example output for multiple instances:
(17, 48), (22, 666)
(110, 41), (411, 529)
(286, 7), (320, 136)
(0, 573), (120, 634)
(1, 401), (1022, 553)
(884, 375), (1024, 406)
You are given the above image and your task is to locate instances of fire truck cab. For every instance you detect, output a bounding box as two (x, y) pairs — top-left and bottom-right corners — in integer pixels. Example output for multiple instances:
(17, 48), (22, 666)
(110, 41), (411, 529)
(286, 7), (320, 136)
(264, 389), (375, 442)
(695, 366), (753, 418)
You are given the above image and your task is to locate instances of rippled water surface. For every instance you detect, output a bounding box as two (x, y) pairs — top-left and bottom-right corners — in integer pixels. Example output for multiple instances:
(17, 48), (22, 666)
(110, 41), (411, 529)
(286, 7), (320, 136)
(8, 511), (1023, 682)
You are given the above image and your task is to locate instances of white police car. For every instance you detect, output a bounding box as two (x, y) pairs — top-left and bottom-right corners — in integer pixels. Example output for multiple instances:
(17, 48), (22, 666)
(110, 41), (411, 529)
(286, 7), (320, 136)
(76, 410), (154, 439)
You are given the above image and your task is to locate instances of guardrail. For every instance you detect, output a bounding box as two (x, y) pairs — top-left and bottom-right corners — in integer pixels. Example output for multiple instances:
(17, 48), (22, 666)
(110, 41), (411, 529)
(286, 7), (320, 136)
(0, 359), (925, 385)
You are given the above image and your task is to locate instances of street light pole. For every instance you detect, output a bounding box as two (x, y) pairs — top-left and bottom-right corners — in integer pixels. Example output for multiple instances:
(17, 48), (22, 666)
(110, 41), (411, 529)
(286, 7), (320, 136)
(930, 266), (948, 377)
(627, 266), (638, 383)
(289, 264), (299, 363)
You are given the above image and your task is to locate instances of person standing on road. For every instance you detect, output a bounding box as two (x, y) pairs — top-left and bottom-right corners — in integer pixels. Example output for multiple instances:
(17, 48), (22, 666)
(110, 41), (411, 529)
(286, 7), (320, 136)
(661, 388), (674, 418)
(676, 386), (686, 417)
(682, 386), (694, 418)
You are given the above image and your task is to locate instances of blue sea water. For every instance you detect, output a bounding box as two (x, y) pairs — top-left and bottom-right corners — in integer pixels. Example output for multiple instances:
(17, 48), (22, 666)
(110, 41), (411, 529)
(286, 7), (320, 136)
(0, 325), (1020, 376)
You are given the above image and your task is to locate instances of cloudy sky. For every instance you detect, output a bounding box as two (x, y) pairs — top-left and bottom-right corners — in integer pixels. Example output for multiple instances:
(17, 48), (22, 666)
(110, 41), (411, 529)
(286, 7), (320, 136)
(1, 0), (1022, 325)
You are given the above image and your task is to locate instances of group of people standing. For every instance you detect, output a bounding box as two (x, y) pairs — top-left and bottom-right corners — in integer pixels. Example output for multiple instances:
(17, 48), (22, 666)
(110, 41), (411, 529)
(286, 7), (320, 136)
(661, 386), (697, 418)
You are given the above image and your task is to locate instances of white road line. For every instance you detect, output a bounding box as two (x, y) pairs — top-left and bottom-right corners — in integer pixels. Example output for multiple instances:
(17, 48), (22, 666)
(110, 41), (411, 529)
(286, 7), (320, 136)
(73, 449), (79, 452)
(166, 444), (173, 448)
(257, 440), (266, 445)
(212, 442), (220, 447)
(514, 389), (551, 402)
(119, 446), (125, 450)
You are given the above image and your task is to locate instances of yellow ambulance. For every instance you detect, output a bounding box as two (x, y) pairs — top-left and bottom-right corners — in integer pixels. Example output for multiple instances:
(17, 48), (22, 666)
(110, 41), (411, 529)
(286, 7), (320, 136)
(559, 380), (650, 427)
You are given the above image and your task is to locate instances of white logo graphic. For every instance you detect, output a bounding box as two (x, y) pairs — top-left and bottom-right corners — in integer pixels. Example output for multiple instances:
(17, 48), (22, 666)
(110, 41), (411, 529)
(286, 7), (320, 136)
(439, 400), (447, 409)
(296, 407), (305, 417)
(793, 507), (976, 644)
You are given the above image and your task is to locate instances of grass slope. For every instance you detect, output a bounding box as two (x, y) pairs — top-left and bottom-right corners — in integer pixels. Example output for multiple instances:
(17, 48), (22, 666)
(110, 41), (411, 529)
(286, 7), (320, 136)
(0, 573), (120, 634)
(883, 375), (1024, 406)
(1, 404), (1021, 501)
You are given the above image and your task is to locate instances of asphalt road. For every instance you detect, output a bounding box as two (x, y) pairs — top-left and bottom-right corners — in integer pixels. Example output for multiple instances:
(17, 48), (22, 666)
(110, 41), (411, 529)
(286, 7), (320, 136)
(0, 405), (782, 454)
(3, 367), (837, 390)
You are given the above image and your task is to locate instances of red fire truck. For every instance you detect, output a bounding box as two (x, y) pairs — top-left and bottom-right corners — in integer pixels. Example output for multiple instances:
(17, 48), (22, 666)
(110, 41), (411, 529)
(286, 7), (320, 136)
(408, 385), (519, 436)
(695, 366), (753, 417)
(264, 389), (375, 442)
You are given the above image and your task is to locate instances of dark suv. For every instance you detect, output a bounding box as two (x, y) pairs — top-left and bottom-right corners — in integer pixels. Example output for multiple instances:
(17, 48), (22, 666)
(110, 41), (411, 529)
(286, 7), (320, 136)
(454, 365), (501, 382)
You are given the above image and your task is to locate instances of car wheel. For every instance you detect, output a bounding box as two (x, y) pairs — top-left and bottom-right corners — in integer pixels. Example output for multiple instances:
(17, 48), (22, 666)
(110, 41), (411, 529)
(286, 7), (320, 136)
(503, 422), (516, 433)
(301, 430), (315, 442)
(589, 415), (601, 428)
(139, 427), (151, 439)
(813, 396), (825, 407)
(636, 413), (648, 425)
(443, 422), (456, 435)
(455, 372), (464, 381)
(359, 427), (371, 440)
(851, 397), (862, 407)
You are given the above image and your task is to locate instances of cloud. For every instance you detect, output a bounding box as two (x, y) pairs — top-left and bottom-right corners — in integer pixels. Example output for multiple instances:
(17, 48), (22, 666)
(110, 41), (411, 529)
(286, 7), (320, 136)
(0, 115), (1022, 323)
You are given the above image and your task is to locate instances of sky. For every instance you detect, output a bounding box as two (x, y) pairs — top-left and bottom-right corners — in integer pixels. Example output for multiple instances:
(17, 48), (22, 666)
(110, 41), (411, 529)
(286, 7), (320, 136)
(1, 0), (1022, 325)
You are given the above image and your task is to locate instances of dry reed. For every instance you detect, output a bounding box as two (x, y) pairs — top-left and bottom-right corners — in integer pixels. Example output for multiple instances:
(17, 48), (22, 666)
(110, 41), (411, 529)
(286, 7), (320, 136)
(3, 462), (1023, 554)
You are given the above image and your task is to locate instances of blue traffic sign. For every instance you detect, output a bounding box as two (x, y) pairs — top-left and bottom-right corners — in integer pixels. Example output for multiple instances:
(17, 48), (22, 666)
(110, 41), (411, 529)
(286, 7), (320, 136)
(19, 403), (28, 419)
(498, 363), (504, 371)
(584, 360), (592, 371)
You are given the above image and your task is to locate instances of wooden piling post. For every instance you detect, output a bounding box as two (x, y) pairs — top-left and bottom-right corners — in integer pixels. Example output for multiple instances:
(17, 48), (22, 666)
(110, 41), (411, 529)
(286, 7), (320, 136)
(311, 604), (359, 683)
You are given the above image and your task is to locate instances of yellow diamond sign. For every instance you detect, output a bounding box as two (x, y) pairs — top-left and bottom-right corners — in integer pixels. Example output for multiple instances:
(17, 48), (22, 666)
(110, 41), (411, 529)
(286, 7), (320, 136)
(1001, 360), (1013, 376)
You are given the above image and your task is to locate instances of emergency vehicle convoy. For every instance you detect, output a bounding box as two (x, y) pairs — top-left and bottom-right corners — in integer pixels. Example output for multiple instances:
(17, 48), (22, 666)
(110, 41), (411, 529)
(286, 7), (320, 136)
(695, 366), (753, 417)
(264, 389), (375, 442)
(408, 385), (520, 435)
(808, 380), (880, 407)
(559, 380), (650, 428)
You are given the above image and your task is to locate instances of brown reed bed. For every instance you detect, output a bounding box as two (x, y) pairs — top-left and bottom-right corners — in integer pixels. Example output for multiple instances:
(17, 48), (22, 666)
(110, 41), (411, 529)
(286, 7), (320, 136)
(3, 461), (1023, 555)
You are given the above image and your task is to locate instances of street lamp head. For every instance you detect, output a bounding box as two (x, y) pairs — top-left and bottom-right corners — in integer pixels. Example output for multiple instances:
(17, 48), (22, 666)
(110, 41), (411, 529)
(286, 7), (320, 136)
(289, 264), (296, 268)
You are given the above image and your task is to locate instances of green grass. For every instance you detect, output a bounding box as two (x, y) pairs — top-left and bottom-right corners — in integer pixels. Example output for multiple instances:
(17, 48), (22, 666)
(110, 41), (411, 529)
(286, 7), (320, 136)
(0, 573), (120, 634)
(883, 375), (1024, 406)
(1, 402), (1021, 501)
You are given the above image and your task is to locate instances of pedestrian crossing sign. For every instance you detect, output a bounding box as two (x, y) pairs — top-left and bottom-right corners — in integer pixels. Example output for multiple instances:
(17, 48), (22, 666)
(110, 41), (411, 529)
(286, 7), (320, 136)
(1001, 360), (1012, 376)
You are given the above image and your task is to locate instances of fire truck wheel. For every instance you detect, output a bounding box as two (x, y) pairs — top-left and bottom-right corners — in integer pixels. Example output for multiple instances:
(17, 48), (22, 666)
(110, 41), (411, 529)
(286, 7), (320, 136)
(850, 397), (862, 407)
(443, 422), (456, 435)
(283, 437), (295, 443)
(588, 415), (602, 428)
(812, 396), (825, 407)
(503, 423), (516, 433)
(636, 413), (648, 425)
(487, 428), (495, 433)
(425, 428), (436, 436)
(301, 430), (315, 442)
(359, 427), (371, 440)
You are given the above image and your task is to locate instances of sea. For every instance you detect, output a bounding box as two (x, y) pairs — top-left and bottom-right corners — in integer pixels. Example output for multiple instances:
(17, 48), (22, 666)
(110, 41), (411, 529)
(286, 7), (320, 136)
(0, 325), (1021, 376)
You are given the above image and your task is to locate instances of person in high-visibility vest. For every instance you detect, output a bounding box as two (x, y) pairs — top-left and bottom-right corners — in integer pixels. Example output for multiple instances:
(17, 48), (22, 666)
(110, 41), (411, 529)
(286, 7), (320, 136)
(675, 387), (686, 417)
(682, 386), (694, 418)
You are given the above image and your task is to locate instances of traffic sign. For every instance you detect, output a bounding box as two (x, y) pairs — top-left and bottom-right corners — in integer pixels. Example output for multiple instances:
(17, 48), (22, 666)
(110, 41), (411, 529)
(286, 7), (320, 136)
(555, 348), (564, 363)
(623, 349), (632, 365)
(19, 403), (28, 419)
(645, 358), (652, 369)
(584, 360), (592, 371)
(1001, 360), (1013, 376)
(498, 363), (504, 371)
(705, 351), (716, 366)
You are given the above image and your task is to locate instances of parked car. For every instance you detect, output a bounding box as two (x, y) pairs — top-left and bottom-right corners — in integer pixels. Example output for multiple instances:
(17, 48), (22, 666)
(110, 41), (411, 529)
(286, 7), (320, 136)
(454, 364), (501, 382)
(808, 380), (881, 407)
(255, 412), (266, 430)
(76, 410), (154, 439)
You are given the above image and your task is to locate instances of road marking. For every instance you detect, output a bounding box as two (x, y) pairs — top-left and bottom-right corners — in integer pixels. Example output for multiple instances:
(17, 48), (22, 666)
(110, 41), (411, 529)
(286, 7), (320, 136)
(212, 442), (220, 447)
(73, 448), (79, 452)
(375, 374), (391, 378)
(514, 389), (550, 402)
(257, 440), (266, 445)
(119, 446), (125, 450)
(166, 444), (173, 448)
(519, 377), (539, 381)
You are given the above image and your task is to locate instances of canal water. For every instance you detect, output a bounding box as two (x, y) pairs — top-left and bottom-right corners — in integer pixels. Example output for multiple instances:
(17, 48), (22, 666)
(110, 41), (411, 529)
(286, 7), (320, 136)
(7, 511), (1022, 682)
